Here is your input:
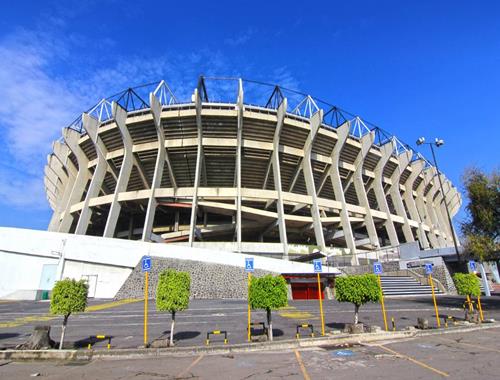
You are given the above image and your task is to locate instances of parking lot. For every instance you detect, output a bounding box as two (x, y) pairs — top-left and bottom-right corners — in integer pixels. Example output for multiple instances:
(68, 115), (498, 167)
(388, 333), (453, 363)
(1, 296), (499, 350)
(1, 327), (500, 379)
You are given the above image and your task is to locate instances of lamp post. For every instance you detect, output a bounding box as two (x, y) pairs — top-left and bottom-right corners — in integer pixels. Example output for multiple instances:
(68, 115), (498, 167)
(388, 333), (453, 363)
(416, 137), (460, 262)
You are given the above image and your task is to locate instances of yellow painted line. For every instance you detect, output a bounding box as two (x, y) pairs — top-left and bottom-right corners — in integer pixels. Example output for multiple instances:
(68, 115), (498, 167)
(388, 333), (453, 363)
(0, 315), (56, 329)
(374, 344), (449, 377)
(278, 306), (297, 311)
(436, 336), (500, 354)
(85, 298), (141, 312)
(278, 311), (315, 319)
(294, 350), (311, 380)
(0, 299), (141, 329)
(177, 353), (204, 378)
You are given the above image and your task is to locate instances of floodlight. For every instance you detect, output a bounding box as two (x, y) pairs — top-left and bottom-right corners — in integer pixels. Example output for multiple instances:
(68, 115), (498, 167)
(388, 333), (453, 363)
(416, 137), (425, 145)
(435, 138), (444, 147)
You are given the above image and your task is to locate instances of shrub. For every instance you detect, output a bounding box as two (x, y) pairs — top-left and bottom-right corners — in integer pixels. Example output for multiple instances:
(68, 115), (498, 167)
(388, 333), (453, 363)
(249, 274), (288, 341)
(156, 269), (190, 346)
(335, 274), (380, 324)
(50, 279), (88, 349)
(453, 273), (481, 297)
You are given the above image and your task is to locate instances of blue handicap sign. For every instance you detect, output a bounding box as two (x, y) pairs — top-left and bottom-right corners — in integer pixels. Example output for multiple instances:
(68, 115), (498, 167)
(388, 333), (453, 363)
(373, 262), (383, 275)
(313, 259), (322, 273)
(424, 263), (433, 275)
(245, 257), (254, 272)
(469, 260), (477, 272)
(142, 256), (151, 272)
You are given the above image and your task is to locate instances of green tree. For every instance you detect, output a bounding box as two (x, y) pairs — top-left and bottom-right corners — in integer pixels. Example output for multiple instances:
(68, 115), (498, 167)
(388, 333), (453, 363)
(50, 279), (88, 349)
(461, 168), (500, 261)
(249, 275), (288, 341)
(335, 274), (380, 324)
(453, 273), (481, 298)
(156, 269), (191, 346)
(453, 273), (481, 316)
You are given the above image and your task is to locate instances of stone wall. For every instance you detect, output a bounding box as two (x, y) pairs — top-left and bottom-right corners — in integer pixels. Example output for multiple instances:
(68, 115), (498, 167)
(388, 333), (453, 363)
(339, 261), (399, 275)
(411, 264), (457, 295)
(115, 256), (276, 300)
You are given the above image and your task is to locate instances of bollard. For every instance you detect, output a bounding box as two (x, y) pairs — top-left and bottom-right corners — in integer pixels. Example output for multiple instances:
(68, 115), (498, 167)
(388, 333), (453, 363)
(87, 335), (111, 350)
(391, 317), (396, 331)
(296, 324), (315, 339)
(248, 322), (268, 341)
(206, 330), (228, 345)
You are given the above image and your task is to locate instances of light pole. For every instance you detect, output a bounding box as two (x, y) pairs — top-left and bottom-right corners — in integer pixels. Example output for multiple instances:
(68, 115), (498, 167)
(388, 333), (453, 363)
(416, 137), (460, 262)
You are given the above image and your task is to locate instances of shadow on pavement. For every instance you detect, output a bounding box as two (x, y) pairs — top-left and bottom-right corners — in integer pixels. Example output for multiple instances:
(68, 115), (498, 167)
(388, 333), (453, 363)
(0, 333), (19, 341)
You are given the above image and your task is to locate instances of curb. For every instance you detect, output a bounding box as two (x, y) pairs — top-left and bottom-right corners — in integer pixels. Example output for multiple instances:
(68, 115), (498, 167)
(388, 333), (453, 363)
(1, 322), (498, 361)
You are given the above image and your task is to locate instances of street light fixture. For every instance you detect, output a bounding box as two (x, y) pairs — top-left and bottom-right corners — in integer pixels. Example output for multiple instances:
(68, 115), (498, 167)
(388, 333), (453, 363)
(416, 137), (460, 261)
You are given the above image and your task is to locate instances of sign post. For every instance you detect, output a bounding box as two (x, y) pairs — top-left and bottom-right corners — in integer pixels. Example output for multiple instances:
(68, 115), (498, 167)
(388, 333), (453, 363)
(245, 257), (254, 342)
(313, 259), (325, 336)
(425, 263), (441, 328)
(373, 262), (388, 331)
(142, 256), (152, 346)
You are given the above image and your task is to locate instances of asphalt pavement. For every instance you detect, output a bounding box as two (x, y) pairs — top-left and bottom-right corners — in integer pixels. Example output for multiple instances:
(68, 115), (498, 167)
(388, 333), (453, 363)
(1, 295), (499, 350)
(1, 327), (500, 379)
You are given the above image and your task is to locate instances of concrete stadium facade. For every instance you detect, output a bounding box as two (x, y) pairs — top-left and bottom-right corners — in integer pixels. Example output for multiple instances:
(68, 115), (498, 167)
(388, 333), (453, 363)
(45, 77), (461, 265)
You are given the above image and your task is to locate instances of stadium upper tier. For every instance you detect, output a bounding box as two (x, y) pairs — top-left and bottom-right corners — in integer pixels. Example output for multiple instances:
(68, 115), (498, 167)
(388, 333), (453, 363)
(45, 77), (460, 262)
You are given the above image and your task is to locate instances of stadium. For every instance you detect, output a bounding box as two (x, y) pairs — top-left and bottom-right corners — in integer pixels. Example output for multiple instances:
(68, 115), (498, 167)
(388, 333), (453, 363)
(45, 77), (460, 261)
(0, 76), (463, 300)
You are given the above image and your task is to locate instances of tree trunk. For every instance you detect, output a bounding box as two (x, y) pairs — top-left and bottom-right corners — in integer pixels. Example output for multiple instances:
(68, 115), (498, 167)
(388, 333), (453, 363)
(267, 309), (273, 341)
(354, 304), (359, 325)
(59, 314), (69, 350)
(170, 311), (176, 347)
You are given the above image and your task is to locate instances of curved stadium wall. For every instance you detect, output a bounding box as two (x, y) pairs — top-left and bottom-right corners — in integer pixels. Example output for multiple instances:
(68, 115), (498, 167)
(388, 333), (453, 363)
(44, 77), (461, 263)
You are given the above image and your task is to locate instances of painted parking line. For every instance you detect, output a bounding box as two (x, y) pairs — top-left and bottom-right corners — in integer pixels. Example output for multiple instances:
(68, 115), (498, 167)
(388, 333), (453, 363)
(0, 299), (142, 329)
(176, 353), (204, 378)
(294, 350), (311, 380)
(435, 336), (500, 354)
(371, 344), (449, 377)
(85, 298), (141, 312)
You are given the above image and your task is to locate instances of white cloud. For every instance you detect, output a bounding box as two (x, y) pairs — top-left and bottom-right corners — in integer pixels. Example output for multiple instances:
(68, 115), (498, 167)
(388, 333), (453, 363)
(0, 24), (299, 213)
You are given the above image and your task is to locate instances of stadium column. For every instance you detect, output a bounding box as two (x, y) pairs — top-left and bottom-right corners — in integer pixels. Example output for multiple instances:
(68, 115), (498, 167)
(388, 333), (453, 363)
(142, 92), (165, 242)
(302, 110), (326, 251)
(46, 155), (71, 231)
(432, 174), (452, 245)
(440, 176), (459, 244)
(103, 103), (133, 238)
(235, 80), (243, 252)
(352, 132), (380, 252)
(48, 142), (78, 231)
(444, 180), (461, 243)
(57, 128), (91, 233)
(44, 166), (62, 211)
(414, 168), (439, 248)
(404, 160), (430, 249)
(389, 150), (415, 243)
(329, 123), (359, 264)
(75, 113), (108, 235)
(423, 168), (446, 247)
(373, 141), (399, 247)
(273, 99), (289, 259)
(189, 88), (203, 246)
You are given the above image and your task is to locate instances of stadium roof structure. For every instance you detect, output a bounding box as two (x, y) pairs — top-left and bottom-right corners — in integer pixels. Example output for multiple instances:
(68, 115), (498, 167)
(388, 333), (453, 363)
(45, 76), (461, 264)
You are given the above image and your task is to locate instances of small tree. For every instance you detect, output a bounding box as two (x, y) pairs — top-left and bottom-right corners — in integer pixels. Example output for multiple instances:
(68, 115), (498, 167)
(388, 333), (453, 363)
(156, 269), (191, 346)
(335, 274), (380, 324)
(50, 279), (88, 349)
(453, 273), (481, 314)
(249, 274), (288, 341)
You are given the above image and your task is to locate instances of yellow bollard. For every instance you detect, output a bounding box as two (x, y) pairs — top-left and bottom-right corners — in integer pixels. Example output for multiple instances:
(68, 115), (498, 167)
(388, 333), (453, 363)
(477, 295), (484, 321)
(144, 271), (149, 346)
(428, 274), (441, 328)
(247, 273), (252, 342)
(377, 275), (388, 331)
(317, 273), (325, 336)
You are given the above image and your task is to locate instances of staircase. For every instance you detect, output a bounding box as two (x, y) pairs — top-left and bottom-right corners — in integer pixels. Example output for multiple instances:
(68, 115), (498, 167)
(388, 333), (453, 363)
(380, 276), (443, 297)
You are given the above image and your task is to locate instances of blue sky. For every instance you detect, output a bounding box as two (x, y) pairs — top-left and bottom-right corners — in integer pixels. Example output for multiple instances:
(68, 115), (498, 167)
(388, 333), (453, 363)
(0, 0), (498, 235)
